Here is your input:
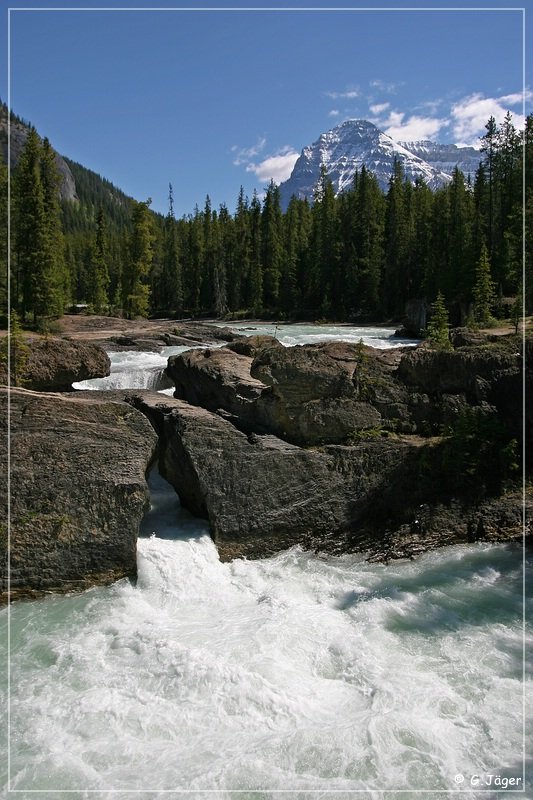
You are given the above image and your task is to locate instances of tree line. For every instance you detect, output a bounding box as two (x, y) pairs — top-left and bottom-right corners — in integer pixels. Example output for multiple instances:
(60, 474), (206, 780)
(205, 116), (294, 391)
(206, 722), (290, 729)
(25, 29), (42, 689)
(2, 111), (530, 328)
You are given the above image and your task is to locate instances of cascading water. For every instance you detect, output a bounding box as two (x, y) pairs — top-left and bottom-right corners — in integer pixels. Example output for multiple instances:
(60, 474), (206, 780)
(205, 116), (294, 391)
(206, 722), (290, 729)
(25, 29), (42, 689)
(2, 325), (530, 798)
(73, 345), (195, 393)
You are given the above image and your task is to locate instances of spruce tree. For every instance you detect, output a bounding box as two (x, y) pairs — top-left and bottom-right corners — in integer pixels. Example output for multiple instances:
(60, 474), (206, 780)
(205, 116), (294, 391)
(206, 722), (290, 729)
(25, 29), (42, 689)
(383, 160), (408, 316)
(12, 130), (66, 323)
(12, 128), (46, 320)
(473, 243), (496, 326)
(40, 137), (68, 314)
(231, 187), (249, 311)
(353, 166), (384, 315)
(426, 291), (451, 350)
(160, 183), (183, 313)
(248, 191), (263, 313)
(261, 180), (283, 308)
(122, 199), (154, 318)
(88, 207), (110, 313)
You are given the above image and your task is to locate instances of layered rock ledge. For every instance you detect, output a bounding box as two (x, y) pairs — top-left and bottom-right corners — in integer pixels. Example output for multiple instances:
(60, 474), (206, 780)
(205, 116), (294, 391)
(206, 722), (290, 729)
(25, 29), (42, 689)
(160, 334), (529, 559)
(1, 387), (157, 602)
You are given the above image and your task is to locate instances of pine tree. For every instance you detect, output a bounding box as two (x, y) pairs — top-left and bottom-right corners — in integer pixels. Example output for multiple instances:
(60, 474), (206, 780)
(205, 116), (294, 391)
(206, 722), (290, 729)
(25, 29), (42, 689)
(40, 137), (69, 313)
(383, 159), (409, 316)
(426, 291), (451, 350)
(261, 180), (283, 308)
(353, 166), (384, 315)
(122, 199), (154, 318)
(160, 183), (183, 313)
(12, 130), (66, 323)
(446, 167), (473, 300)
(248, 191), (263, 313)
(472, 243), (496, 326)
(88, 207), (110, 313)
(231, 187), (249, 311)
(12, 128), (46, 320)
(480, 116), (498, 262)
(309, 165), (339, 315)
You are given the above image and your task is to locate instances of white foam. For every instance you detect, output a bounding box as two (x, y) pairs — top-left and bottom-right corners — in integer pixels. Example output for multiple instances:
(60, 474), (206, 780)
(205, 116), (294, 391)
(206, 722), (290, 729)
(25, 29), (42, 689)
(3, 534), (529, 795)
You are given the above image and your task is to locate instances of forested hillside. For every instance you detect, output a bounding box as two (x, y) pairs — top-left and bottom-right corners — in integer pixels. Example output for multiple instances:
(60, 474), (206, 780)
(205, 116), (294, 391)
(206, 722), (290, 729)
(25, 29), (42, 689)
(1, 110), (530, 328)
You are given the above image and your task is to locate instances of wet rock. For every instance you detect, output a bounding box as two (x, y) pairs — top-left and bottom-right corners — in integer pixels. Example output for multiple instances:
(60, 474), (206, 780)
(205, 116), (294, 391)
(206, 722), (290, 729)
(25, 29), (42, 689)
(0, 387), (157, 602)
(121, 391), (526, 562)
(125, 392), (429, 560)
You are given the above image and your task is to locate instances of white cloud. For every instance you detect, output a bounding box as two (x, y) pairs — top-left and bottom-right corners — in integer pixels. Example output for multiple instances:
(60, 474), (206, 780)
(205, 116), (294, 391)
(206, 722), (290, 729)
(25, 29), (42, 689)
(451, 91), (531, 146)
(328, 109), (340, 117)
(372, 110), (405, 129)
(245, 150), (299, 184)
(384, 114), (449, 142)
(369, 102), (390, 115)
(324, 88), (360, 100)
(231, 136), (267, 166)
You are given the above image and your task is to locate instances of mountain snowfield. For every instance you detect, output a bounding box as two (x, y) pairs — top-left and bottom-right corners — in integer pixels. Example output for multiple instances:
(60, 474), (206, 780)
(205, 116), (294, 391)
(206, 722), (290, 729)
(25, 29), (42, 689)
(279, 119), (482, 210)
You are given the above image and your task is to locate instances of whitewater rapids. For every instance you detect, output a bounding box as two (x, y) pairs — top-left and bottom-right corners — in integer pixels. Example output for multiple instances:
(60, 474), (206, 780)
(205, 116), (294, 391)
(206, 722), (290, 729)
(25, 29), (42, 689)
(1, 468), (530, 797)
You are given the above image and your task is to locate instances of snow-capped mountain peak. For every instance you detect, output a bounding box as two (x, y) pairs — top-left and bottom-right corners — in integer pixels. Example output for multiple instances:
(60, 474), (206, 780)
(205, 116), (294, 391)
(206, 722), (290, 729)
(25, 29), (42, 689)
(279, 119), (481, 209)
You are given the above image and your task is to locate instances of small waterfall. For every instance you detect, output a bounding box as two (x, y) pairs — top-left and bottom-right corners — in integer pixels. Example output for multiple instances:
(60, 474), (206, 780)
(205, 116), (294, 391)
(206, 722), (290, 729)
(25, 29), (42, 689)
(73, 346), (190, 392)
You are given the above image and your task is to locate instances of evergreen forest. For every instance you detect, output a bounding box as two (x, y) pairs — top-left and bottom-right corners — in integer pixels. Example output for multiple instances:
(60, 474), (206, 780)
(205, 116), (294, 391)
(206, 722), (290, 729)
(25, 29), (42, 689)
(2, 109), (531, 329)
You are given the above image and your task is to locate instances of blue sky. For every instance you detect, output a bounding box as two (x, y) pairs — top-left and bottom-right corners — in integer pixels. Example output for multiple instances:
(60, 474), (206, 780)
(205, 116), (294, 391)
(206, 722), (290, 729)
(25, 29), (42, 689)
(2, 2), (531, 217)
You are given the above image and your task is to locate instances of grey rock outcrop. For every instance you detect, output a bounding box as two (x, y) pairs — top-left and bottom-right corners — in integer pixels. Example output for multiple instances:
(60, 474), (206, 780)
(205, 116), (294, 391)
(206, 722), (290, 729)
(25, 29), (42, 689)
(167, 347), (266, 420)
(0, 106), (78, 201)
(0, 337), (111, 391)
(123, 392), (431, 560)
(1, 387), (157, 602)
(158, 334), (527, 560)
(121, 391), (526, 562)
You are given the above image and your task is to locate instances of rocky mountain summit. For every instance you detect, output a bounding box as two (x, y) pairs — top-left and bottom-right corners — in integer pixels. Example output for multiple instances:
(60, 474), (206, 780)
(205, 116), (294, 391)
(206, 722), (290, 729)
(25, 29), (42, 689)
(398, 140), (482, 182)
(279, 119), (481, 209)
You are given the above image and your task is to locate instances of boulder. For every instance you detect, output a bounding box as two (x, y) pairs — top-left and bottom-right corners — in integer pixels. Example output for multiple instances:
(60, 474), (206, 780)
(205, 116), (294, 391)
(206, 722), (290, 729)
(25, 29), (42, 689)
(226, 334), (283, 357)
(166, 341), (406, 445)
(0, 337), (111, 391)
(123, 391), (526, 562)
(166, 347), (266, 418)
(0, 387), (157, 602)
(125, 392), (428, 559)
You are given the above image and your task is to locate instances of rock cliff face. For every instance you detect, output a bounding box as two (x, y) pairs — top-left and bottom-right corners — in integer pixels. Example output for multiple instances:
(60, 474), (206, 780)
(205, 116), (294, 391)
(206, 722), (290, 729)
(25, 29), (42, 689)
(1, 387), (157, 602)
(0, 106), (78, 202)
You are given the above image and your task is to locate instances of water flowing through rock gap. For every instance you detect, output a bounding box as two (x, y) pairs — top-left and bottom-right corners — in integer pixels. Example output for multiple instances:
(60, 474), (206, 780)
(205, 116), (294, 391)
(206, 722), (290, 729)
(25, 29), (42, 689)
(2, 325), (531, 798)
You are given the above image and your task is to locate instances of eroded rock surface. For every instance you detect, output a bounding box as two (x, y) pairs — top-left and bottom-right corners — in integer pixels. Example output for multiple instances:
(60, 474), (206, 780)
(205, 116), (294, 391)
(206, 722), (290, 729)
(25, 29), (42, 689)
(1, 337), (111, 391)
(117, 390), (526, 562)
(158, 334), (527, 559)
(1, 387), (157, 601)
